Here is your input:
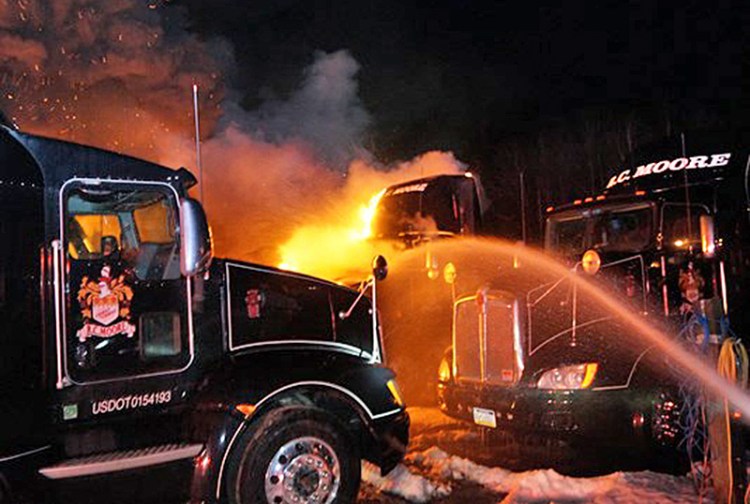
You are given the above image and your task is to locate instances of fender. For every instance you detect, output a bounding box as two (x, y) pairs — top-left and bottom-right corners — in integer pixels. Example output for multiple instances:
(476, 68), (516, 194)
(187, 347), (404, 502)
(197, 347), (402, 419)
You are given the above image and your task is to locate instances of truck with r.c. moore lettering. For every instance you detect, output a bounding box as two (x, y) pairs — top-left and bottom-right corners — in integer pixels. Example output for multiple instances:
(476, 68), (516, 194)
(437, 132), (750, 483)
(0, 123), (408, 504)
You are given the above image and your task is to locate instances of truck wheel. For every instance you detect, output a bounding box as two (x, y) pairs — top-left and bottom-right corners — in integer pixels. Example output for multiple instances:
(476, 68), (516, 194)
(226, 406), (361, 504)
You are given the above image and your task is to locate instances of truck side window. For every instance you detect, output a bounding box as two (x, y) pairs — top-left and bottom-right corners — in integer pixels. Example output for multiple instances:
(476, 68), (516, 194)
(65, 190), (180, 280)
(67, 214), (123, 260)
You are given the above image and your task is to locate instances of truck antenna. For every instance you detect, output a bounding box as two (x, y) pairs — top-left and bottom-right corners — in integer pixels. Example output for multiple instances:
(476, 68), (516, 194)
(192, 83), (204, 203)
(519, 170), (527, 244)
(681, 132), (693, 249)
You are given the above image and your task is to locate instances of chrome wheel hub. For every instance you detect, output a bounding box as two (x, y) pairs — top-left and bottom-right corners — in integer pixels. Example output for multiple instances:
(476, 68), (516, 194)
(264, 436), (340, 504)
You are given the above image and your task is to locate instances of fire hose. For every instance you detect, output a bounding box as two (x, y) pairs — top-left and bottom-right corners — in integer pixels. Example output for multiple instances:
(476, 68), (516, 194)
(716, 337), (749, 504)
(675, 313), (749, 503)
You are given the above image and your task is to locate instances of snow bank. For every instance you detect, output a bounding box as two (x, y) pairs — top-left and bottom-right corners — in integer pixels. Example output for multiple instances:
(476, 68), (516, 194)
(361, 461), (451, 503)
(409, 446), (708, 503)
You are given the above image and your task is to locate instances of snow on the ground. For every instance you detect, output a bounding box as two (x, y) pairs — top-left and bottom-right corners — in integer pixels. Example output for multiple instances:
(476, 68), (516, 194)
(365, 446), (710, 503)
(362, 461), (451, 503)
(363, 407), (711, 503)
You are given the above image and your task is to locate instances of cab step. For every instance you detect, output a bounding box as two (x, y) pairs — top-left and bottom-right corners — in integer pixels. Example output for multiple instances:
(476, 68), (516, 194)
(39, 443), (203, 479)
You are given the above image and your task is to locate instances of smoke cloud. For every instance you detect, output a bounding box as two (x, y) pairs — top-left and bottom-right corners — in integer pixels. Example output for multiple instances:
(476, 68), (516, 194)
(0, 0), (466, 273)
(240, 49), (370, 170)
(0, 0), (227, 156)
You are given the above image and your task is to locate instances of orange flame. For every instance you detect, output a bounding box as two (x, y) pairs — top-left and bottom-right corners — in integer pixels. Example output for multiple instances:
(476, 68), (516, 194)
(276, 152), (466, 282)
(277, 188), (386, 281)
(354, 188), (386, 240)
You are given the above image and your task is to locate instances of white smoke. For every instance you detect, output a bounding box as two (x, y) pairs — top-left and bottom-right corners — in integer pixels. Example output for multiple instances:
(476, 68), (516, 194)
(239, 49), (370, 169)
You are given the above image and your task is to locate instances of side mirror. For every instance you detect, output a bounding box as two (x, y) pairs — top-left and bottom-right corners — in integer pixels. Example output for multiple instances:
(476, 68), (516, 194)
(180, 197), (213, 277)
(372, 255), (388, 281)
(700, 215), (716, 258)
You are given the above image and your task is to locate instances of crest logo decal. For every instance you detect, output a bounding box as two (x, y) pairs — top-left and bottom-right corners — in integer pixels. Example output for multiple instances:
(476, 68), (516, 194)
(76, 265), (136, 342)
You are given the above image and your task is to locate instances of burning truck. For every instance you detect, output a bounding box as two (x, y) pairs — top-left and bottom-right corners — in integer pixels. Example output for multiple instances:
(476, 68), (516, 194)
(0, 123), (408, 503)
(366, 174), (487, 405)
(435, 132), (750, 486)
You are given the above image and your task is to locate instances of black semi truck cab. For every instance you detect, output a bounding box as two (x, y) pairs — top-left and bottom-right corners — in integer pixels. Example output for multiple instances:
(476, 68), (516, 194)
(405, 138), (745, 470)
(0, 125), (408, 504)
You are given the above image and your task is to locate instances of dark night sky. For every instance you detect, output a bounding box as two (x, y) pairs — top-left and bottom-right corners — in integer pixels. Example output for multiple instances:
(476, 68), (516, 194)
(176, 0), (746, 164)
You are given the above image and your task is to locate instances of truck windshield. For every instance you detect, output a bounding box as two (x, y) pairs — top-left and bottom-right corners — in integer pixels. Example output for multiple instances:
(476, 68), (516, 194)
(661, 203), (710, 250)
(66, 186), (180, 280)
(545, 202), (654, 256)
(373, 184), (460, 239)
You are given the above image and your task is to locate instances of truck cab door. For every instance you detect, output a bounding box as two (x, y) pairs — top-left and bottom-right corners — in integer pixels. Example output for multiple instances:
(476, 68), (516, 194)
(54, 180), (194, 426)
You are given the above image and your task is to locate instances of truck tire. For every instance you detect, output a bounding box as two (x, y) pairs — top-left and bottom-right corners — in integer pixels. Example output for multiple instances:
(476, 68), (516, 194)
(226, 406), (361, 504)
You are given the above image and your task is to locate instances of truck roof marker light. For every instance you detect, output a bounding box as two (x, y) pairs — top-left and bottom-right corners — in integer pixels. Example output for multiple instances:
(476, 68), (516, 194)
(235, 404), (256, 417)
(546, 206), (554, 213)
(584, 197), (593, 203)
(574, 199), (582, 205)
(635, 190), (646, 196)
(596, 195), (606, 201)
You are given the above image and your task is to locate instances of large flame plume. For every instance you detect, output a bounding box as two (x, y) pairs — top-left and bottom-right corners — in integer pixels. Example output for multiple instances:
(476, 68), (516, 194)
(277, 151), (466, 281)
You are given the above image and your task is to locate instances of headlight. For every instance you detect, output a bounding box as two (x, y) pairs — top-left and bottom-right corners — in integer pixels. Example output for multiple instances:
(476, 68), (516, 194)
(537, 363), (598, 390)
(386, 379), (405, 407)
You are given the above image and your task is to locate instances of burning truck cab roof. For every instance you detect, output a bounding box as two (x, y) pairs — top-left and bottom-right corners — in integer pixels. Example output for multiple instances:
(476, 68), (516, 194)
(372, 173), (485, 244)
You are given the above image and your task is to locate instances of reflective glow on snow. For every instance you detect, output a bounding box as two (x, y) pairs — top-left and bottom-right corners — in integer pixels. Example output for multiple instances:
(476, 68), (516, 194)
(362, 408), (711, 503)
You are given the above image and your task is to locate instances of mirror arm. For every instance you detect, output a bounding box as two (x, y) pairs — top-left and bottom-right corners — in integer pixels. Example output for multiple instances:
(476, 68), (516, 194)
(339, 276), (373, 320)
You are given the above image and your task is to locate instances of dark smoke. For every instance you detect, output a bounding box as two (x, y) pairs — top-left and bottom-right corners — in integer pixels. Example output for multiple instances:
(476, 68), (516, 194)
(0, 0), (227, 157)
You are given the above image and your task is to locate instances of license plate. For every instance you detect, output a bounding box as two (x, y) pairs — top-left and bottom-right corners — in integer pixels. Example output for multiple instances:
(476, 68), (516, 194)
(472, 407), (497, 428)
